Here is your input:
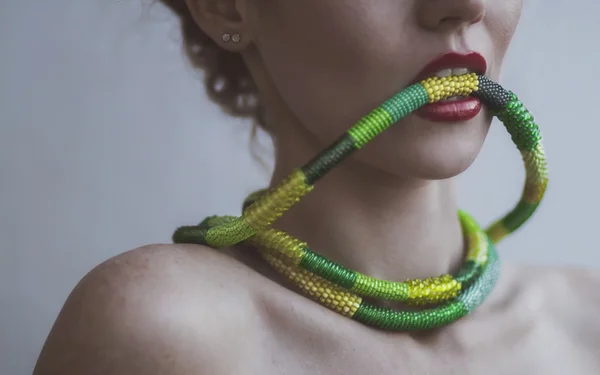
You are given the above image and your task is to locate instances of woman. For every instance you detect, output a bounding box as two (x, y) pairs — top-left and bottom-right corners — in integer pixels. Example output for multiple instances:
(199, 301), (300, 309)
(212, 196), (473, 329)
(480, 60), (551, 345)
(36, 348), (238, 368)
(33, 0), (600, 374)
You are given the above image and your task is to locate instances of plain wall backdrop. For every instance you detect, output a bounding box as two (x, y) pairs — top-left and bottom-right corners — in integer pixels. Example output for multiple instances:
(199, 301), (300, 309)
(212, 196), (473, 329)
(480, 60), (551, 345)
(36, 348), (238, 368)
(1, 1), (599, 374)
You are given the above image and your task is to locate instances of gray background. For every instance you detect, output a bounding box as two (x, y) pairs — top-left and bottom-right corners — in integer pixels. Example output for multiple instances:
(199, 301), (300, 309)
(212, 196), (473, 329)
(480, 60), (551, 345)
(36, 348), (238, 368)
(1, 1), (599, 374)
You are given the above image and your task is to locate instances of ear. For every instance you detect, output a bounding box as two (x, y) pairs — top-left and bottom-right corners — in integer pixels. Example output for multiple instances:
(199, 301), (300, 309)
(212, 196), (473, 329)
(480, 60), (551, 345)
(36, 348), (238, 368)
(184, 0), (252, 51)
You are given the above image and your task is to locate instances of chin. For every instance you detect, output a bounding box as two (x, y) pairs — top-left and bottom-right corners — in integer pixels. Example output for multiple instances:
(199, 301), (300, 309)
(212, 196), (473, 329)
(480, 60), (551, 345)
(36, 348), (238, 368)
(405, 148), (481, 180)
(368, 147), (481, 181)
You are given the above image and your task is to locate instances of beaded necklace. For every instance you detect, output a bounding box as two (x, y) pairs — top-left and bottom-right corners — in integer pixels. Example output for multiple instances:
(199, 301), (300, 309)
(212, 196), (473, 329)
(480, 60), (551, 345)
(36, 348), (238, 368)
(173, 73), (548, 331)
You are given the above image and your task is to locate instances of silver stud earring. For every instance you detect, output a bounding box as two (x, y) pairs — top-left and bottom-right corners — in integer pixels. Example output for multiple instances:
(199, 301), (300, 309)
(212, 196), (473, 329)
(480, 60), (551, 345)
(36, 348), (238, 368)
(222, 32), (241, 44)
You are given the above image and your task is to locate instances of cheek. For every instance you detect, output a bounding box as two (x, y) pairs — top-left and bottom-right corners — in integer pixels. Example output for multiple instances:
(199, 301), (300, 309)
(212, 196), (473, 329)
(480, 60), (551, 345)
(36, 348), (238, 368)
(486, 0), (523, 56)
(254, 1), (415, 140)
(253, 0), (523, 149)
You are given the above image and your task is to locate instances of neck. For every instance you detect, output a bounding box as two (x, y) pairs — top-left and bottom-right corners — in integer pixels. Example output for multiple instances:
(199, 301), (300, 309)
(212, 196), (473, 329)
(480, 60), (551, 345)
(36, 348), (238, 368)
(268, 124), (465, 283)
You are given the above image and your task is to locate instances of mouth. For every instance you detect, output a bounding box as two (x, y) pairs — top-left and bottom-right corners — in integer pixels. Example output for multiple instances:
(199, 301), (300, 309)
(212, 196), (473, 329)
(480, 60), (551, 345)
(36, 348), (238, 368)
(411, 51), (487, 122)
(412, 51), (487, 84)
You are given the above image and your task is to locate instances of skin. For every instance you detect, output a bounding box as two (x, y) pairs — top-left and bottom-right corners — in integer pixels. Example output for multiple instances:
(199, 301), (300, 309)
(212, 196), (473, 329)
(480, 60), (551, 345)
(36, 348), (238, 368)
(33, 0), (600, 374)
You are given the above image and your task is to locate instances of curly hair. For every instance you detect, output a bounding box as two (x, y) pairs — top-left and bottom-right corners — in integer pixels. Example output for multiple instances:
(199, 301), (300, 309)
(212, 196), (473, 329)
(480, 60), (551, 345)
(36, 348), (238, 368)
(159, 0), (266, 129)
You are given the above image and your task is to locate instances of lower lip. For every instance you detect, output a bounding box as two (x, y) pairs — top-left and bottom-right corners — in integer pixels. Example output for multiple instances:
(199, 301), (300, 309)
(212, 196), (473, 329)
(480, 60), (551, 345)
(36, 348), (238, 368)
(415, 97), (482, 122)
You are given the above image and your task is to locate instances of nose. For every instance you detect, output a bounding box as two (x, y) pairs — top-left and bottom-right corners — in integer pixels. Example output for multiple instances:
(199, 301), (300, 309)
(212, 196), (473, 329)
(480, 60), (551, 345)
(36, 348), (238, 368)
(417, 0), (486, 31)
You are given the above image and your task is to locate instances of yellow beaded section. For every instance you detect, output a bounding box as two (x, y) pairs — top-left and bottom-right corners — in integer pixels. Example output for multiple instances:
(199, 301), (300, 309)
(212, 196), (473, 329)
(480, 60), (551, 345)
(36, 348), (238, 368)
(243, 169), (313, 230)
(485, 222), (510, 244)
(521, 143), (548, 204)
(420, 73), (480, 103)
(244, 210), (488, 306)
(350, 275), (410, 300)
(260, 250), (362, 317)
(463, 210), (490, 264)
(246, 228), (306, 265)
(405, 275), (461, 306)
(466, 230), (489, 264)
(251, 226), (471, 305)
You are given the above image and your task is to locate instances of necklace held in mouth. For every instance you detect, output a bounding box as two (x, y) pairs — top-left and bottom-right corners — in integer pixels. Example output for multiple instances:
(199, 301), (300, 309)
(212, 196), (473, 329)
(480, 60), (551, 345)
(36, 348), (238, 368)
(172, 73), (548, 331)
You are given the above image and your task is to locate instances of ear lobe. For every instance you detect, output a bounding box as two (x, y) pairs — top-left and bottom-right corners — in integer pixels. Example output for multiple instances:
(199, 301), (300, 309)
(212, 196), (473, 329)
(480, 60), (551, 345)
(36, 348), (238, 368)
(185, 0), (252, 50)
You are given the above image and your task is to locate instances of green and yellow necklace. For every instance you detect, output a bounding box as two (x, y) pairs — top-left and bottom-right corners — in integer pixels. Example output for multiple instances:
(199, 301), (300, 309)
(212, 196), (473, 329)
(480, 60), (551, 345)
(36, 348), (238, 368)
(172, 74), (548, 331)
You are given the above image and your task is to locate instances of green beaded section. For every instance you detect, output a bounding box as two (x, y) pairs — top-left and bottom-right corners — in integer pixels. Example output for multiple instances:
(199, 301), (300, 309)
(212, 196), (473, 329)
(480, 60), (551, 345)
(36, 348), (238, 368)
(501, 200), (540, 233)
(380, 84), (430, 122)
(351, 274), (410, 300)
(289, 210), (488, 303)
(483, 93), (546, 242)
(172, 215), (239, 245)
(496, 94), (541, 152)
(457, 242), (500, 313)
(172, 225), (209, 244)
(167, 73), (545, 332)
(173, 75), (547, 252)
(351, 243), (499, 331)
(191, 206), (491, 305)
(202, 215), (239, 228)
(202, 217), (257, 248)
(302, 135), (356, 185)
(454, 260), (481, 284)
(353, 299), (468, 331)
(347, 107), (394, 149)
(348, 84), (429, 148)
(300, 248), (357, 289)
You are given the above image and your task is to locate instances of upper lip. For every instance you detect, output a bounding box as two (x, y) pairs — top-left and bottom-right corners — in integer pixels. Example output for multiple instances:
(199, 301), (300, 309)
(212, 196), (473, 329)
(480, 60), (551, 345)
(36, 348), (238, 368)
(412, 51), (487, 83)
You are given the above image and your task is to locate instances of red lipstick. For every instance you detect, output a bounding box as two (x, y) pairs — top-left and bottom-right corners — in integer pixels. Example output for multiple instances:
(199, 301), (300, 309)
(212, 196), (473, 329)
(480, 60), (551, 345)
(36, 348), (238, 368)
(413, 52), (487, 122)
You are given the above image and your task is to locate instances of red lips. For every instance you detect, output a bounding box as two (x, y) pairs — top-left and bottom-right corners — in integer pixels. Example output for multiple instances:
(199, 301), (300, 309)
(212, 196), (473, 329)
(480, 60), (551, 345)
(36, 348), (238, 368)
(413, 51), (487, 122)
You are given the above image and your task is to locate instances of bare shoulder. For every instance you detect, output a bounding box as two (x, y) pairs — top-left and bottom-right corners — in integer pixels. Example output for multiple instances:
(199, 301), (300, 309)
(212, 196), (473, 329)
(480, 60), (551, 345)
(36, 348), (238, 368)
(33, 244), (264, 375)
(503, 262), (600, 343)
(509, 263), (600, 308)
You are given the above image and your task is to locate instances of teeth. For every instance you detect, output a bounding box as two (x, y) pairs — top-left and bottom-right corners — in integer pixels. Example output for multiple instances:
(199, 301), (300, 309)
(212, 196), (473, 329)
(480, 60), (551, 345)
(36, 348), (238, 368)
(434, 68), (471, 78)
(440, 96), (463, 102)
(435, 69), (452, 77)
